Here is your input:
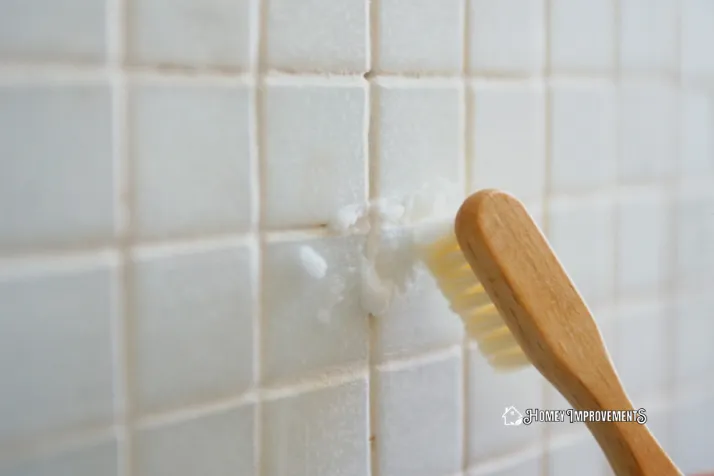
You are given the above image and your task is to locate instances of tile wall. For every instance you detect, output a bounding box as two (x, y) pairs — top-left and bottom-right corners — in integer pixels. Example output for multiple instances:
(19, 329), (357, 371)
(1, 0), (713, 475)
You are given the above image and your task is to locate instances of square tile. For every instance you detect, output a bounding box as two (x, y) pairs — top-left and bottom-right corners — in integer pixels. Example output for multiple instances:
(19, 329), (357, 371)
(377, 352), (462, 476)
(127, 0), (252, 70)
(0, 438), (119, 476)
(262, 379), (369, 476)
(135, 405), (254, 476)
(0, 84), (114, 249)
(674, 292), (714, 391)
(682, 0), (714, 79)
(132, 240), (255, 414)
(263, 79), (367, 229)
(620, 82), (678, 183)
(619, 0), (677, 73)
(549, 438), (607, 476)
(614, 300), (669, 403)
(469, 0), (545, 74)
(548, 197), (614, 307)
(375, 80), (463, 198)
(616, 190), (669, 296)
(0, 253), (117, 444)
(671, 396), (714, 474)
(0, 0), (105, 62)
(262, 235), (368, 384)
(377, 0), (463, 74)
(374, 265), (464, 362)
(675, 190), (714, 285)
(550, 81), (617, 193)
(470, 81), (546, 202)
(468, 347), (545, 461)
(266, 0), (368, 73)
(130, 83), (253, 239)
(680, 90), (714, 178)
(550, 0), (615, 72)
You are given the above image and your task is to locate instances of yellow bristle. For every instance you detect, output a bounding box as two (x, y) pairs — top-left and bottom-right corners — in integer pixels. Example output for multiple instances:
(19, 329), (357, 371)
(420, 229), (530, 372)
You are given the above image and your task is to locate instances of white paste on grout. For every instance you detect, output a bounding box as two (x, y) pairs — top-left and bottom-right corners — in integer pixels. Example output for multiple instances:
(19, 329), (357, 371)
(299, 245), (328, 279)
(325, 179), (463, 318)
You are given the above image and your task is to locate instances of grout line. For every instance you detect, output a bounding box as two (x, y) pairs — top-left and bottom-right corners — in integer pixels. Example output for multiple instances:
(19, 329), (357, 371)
(460, 0), (472, 472)
(665, 0), (684, 420)
(540, 0), (553, 474)
(252, 0), (269, 473)
(107, 0), (132, 474)
(366, 0), (381, 474)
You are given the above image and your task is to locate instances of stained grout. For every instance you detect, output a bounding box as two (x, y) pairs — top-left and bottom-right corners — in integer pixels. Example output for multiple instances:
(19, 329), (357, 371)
(105, 0), (133, 474)
(366, 0), (381, 474)
(540, 0), (554, 474)
(460, 0), (472, 472)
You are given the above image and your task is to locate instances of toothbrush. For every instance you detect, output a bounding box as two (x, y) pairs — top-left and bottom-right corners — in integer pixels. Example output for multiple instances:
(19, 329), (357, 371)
(422, 189), (682, 476)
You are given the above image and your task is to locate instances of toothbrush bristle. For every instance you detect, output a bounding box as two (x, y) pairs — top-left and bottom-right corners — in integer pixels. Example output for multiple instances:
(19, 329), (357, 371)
(420, 231), (529, 372)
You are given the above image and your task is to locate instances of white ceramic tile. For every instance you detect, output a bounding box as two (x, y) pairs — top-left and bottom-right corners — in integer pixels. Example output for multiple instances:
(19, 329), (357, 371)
(127, 0), (252, 70)
(680, 90), (714, 178)
(135, 405), (254, 476)
(262, 235), (368, 384)
(468, 347), (544, 461)
(550, 81), (617, 193)
(470, 81), (546, 202)
(550, 0), (614, 72)
(131, 83), (253, 239)
(674, 292), (714, 391)
(0, 438), (119, 476)
(262, 378), (369, 476)
(266, 0), (368, 73)
(681, 0), (714, 79)
(619, 0), (677, 73)
(675, 190), (714, 286)
(671, 396), (714, 475)
(469, 0), (545, 74)
(548, 197), (614, 307)
(469, 454), (543, 476)
(132, 241), (254, 414)
(377, 352), (462, 476)
(376, 81), (463, 198)
(549, 438), (607, 476)
(263, 80), (367, 229)
(616, 190), (669, 295)
(0, 254), (117, 444)
(0, 0), (105, 62)
(377, 0), (463, 74)
(374, 266), (463, 362)
(613, 300), (668, 402)
(0, 84), (114, 249)
(620, 82), (678, 183)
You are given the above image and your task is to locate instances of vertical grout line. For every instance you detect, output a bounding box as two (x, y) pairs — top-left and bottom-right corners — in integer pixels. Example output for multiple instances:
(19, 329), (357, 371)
(366, 1), (380, 475)
(107, 0), (133, 475)
(609, 0), (623, 473)
(665, 0), (684, 432)
(253, 0), (268, 473)
(540, 0), (552, 475)
(460, 0), (472, 472)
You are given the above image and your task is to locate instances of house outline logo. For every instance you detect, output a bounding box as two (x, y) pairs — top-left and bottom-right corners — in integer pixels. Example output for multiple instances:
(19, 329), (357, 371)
(502, 406), (523, 426)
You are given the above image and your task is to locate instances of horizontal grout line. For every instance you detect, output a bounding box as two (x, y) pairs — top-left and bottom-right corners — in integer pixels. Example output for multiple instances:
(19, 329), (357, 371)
(134, 392), (259, 430)
(130, 234), (257, 259)
(0, 63), (710, 88)
(0, 424), (118, 466)
(375, 344), (462, 373)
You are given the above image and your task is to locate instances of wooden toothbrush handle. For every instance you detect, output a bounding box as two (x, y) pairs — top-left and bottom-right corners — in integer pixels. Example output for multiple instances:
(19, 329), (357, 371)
(583, 414), (682, 476)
